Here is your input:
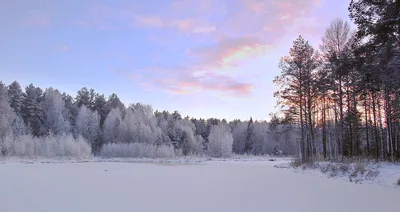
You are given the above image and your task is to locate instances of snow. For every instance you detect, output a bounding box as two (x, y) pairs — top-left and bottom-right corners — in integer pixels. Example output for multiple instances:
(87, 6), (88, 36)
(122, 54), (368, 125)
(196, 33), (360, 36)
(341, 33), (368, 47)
(0, 160), (399, 212)
(274, 160), (400, 188)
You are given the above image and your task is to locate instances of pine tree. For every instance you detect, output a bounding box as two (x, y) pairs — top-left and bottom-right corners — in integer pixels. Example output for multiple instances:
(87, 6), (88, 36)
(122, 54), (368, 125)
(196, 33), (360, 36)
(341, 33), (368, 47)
(62, 92), (79, 129)
(22, 84), (46, 137)
(274, 36), (319, 162)
(7, 81), (24, 115)
(105, 93), (125, 114)
(245, 117), (255, 154)
(0, 82), (15, 155)
(94, 93), (107, 127)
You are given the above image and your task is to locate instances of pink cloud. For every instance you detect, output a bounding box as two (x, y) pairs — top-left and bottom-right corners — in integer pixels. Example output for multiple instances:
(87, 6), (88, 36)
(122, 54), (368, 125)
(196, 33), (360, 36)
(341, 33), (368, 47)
(115, 65), (253, 96)
(187, 36), (269, 70)
(222, 0), (322, 37)
(156, 71), (253, 96)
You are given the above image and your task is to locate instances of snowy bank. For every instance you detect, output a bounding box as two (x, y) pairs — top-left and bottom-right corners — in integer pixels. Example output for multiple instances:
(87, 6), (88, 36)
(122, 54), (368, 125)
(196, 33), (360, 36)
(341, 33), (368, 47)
(274, 160), (400, 188)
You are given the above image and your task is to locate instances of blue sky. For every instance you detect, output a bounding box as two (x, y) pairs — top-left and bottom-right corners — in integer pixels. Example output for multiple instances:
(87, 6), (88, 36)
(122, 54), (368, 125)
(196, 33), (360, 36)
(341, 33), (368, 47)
(0, 0), (351, 121)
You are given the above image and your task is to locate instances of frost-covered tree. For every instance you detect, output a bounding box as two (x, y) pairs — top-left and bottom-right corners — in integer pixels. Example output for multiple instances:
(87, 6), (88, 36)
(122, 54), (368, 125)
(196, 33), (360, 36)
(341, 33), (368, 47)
(11, 115), (26, 137)
(208, 123), (233, 158)
(173, 119), (200, 155)
(76, 87), (95, 109)
(0, 82), (15, 155)
(105, 93), (125, 114)
(22, 84), (46, 137)
(42, 88), (70, 135)
(129, 104), (168, 144)
(191, 118), (208, 141)
(94, 93), (107, 127)
(245, 117), (255, 154)
(62, 92), (78, 128)
(232, 121), (247, 154)
(7, 81), (24, 115)
(5, 133), (91, 158)
(103, 108), (122, 143)
(75, 105), (100, 152)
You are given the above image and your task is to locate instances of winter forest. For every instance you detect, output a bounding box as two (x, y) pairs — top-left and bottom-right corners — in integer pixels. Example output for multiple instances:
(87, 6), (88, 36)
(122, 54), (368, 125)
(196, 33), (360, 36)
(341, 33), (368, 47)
(1, 0), (399, 162)
(0, 82), (295, 159)
(275, 0), (400, 162)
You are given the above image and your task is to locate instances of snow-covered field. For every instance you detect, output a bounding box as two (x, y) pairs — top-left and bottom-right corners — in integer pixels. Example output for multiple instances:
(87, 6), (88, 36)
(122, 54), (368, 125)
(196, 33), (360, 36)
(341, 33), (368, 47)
(0, 159), (399, 212)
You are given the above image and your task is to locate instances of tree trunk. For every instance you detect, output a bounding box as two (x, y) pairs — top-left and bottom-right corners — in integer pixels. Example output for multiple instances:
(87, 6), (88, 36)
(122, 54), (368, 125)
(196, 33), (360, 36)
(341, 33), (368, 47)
(372, 92), (379, 160)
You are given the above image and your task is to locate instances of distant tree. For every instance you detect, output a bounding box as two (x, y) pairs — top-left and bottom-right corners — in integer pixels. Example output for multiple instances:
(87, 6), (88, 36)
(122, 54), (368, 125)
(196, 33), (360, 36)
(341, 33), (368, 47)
(172, 110), (182, 120)
(208, 123), (233, 158)
(94, 93), (107, 127)
(75, 105), (100, 153)
(62, 92), (79, 128)
(22, 84), (46, 137)
(0, 82), (15, 155)
(42, 88), (70, 135)
(231, 121), (247, 154)
(105, 93), (125, 114)
(245, 117), (255, 154)
(7, 81), (24, 115)
(103, 108), (122, 144)
(75, 87), (91, 108)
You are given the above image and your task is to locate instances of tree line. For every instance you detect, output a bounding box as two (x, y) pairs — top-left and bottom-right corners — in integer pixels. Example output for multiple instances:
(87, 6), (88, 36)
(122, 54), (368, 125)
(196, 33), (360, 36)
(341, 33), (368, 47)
(0, 81), (297, 158)
(274, 0), (400, 162)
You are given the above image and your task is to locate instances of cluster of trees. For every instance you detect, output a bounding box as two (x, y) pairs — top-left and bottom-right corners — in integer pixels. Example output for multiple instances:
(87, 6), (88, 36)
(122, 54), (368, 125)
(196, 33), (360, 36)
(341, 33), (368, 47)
(0, 81), (297, 158)
(274, 0), (400, 162)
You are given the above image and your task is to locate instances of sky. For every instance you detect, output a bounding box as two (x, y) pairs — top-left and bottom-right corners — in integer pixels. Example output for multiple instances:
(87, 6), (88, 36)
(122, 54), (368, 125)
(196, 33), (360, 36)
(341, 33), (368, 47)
(0, 0), (352, 121)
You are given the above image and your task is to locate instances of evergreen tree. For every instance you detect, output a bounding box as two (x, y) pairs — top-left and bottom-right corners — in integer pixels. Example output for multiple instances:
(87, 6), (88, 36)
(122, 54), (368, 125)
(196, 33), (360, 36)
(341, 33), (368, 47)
(7, 81), (24, 115)
(0, 82), (15, 155)
(245, 117), (255, 154)
(94, 93), (107, 127)
(22, 84), (46, 137)
(62, 92), (79, 129)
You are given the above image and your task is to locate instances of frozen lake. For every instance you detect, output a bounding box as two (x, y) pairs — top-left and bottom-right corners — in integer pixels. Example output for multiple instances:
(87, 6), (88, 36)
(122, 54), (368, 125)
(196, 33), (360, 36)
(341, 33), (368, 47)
(0, 161), (398, 212)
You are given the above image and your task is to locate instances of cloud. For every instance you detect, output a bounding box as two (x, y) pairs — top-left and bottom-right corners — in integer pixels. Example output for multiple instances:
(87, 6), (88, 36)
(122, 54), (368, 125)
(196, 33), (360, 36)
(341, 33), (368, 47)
(114, 65), (253, 96)
(106, 0), (325, 97)
(192, 26), (217, 34)
(160, 72), (253, 96)
(187, 36), (269, 70)
(152, 69), (253, 96)
(132, 14), (216, 34)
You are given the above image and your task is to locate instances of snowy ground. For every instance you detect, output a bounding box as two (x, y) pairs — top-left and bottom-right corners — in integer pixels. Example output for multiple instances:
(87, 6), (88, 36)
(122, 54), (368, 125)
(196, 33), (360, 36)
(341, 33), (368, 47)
(273, 160), (400, 188)
(0, 159), (399, 212)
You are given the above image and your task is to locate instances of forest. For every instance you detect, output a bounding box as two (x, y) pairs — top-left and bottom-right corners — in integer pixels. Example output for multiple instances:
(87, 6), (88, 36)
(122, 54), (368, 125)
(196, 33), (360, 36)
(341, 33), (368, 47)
(0, 0), (399, 162)
(0, 82), (296, 158)
(274, 0), (400, 162)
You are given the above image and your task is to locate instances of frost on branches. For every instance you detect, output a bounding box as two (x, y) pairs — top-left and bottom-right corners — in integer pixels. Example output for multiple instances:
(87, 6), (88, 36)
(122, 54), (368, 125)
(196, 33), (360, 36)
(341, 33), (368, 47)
(208, 124), (233, 158)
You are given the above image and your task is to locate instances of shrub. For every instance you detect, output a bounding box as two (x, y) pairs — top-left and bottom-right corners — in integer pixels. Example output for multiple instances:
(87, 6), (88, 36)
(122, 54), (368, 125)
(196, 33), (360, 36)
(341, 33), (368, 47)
(3, 134), (92, 158)
(328, 165), (339, 177)
(99, 143), (175, 158)
(290, 159), (303, 168)
(338, 163), (350, 174)
(351, 163), (366, 177)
